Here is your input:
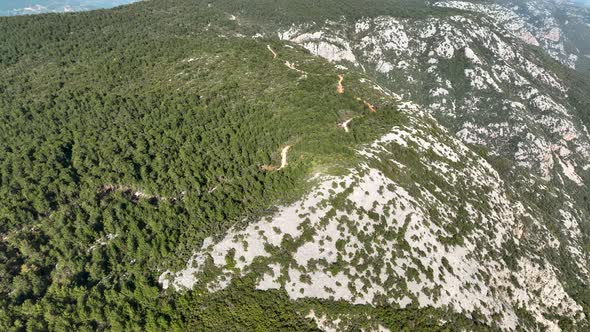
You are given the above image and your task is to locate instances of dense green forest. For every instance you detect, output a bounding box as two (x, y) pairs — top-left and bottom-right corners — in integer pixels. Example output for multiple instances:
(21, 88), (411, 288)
(0, 0), (491, 330)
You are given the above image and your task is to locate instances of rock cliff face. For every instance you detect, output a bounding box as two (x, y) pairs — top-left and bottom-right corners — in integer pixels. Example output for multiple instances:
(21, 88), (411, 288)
(435, 0), (590, 70)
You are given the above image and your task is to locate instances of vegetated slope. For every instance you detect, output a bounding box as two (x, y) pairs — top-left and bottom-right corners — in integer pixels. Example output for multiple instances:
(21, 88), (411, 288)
(1, 0), (589, 331)
(249, 0), (590, 285)
(171, 0), (590, 330)
(0, 3), (404, 330)
(270, 1), (590, 185)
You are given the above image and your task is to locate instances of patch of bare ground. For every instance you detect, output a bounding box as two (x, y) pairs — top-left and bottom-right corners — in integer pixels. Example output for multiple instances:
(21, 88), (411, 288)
(340, 118), (355, 132)
(267, 45), (277, 59)
(98, 184), (183, 203)
(260, 145), (291, 171)
(337, 74), (344, 94)
(356, 97), (376, 113)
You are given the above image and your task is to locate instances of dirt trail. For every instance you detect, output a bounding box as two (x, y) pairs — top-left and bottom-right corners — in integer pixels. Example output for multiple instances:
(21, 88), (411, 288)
(285, 61), (307, 75)
(337, 74), (344, 94)
(340, 118), (354, 133)
(267, 45), (277, 59)
(277, 145), (291, 170)
(356, 97), (376, 113)
(261, 145), (292, 171)
(364, 100), (376, 113)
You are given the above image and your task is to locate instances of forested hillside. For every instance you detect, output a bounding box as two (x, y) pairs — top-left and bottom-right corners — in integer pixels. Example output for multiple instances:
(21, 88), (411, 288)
(0, 1), (458, 330)
(1, 0), (589, 331)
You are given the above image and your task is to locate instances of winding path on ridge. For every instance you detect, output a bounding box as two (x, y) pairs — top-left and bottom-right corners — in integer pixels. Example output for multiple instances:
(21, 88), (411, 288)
(261, 145), (291, 171)
(260, 46), (379, 165)
(356, 97), (376, 113)
(337, 74), (344, 94)
(285, 61), (308, 75)
(340, 118), (355, 133)
(267, 45), (277, 59)
(277, 145), (291, 170)
(363, 100), (376, 113)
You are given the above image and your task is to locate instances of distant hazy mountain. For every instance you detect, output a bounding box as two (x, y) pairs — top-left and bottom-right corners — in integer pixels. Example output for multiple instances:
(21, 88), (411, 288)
(0, 0), (139, 16)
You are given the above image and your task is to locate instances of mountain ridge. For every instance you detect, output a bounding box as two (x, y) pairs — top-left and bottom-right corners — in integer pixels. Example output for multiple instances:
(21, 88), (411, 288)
(0, 0), (589, 331)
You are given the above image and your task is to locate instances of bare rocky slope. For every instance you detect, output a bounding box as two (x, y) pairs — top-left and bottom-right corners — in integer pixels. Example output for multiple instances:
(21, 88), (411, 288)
(162, 100), (586, 330)
(157, 1), (590, 330)
(435, 0), (590, 71)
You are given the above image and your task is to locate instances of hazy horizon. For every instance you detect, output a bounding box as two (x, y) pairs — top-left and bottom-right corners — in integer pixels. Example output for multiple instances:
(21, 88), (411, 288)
(0, 0), (139, 16)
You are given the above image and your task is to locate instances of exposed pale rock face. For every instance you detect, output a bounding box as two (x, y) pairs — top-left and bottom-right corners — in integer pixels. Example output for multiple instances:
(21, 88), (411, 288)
(433, 0), (588, 70)
(277, 14), (589, 190)
(160, 103), (586, 331)
(280, 29), (358, 64)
